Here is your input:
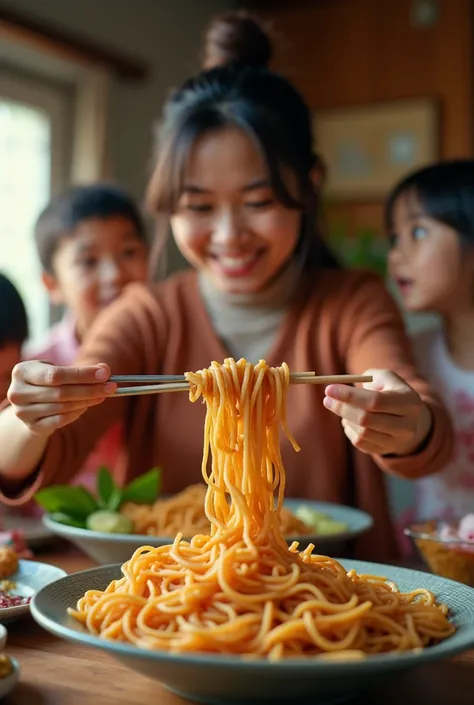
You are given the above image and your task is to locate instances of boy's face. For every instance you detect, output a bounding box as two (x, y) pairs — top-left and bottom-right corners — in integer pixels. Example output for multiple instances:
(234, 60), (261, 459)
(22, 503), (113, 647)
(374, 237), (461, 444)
(0, 343), (21, 399)
(43, 216), (149, 339)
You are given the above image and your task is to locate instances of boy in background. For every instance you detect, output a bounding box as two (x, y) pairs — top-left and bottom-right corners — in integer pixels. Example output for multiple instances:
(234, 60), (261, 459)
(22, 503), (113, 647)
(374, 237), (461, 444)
(24, 184), (149, 497)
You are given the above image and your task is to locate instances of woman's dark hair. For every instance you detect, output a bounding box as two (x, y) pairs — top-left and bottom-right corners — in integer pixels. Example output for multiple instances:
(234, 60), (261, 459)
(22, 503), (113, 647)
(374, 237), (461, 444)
(35, 183), (147, 274)
(0, 273), (28, 348)
(202, 10), (273, 70)
(385, 159), (474, 245)
(147, 12), (338, 274)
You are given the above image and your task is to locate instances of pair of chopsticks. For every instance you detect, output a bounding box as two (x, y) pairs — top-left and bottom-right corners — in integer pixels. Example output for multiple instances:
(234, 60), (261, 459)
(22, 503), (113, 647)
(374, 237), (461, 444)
(109, 372), (373, 398)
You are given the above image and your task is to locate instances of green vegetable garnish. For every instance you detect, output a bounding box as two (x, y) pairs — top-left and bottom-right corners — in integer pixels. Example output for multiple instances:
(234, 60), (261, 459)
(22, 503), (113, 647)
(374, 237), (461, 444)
(35, 485), (98, 520)
(49, 512), (87, 529)
(97, 466), (115, 508)
(294, 506), (348, 535)
(86, 510), (134, 534)
(314, 520), (348, 536)
(122, 467), (161, 504)
(35, 466), (161, 531)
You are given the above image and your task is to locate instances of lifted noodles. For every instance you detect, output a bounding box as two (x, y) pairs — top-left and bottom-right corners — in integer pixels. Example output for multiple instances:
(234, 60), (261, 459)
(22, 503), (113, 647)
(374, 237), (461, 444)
(69, 358), (455, 659)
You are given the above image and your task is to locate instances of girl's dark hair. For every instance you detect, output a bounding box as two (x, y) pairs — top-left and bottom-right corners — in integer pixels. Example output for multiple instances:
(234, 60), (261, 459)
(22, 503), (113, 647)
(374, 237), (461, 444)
(35, 183), (147, 274)
(385, 159), (474, 245)
(147, 12), (338, 274)
(0, 273), (28, 347)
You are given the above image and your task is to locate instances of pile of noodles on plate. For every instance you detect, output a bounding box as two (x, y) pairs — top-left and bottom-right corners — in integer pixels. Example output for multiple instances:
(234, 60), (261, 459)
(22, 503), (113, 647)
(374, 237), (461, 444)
(69, 358), (455, 660)
(120, 483), (314, 538)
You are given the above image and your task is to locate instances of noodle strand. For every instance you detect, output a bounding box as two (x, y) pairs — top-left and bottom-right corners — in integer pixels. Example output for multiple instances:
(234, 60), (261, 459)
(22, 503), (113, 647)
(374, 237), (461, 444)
(69, 358), (455, 658)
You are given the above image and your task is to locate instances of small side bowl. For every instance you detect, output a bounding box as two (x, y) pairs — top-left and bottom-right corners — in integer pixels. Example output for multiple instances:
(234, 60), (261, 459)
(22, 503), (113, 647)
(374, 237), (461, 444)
(0, 656), (20, 699)
(0, 626), (6, 652)
(405, 520), (474, 586)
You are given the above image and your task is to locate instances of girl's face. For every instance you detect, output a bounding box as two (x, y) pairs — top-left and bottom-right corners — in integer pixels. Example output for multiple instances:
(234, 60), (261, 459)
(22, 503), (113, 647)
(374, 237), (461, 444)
(170, 127), (301, 294)
(388, 192), (471, 314)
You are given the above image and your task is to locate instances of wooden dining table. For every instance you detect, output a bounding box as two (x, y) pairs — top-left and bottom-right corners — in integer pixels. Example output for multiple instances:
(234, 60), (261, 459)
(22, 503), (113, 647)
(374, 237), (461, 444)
(3, 544), (473, 704)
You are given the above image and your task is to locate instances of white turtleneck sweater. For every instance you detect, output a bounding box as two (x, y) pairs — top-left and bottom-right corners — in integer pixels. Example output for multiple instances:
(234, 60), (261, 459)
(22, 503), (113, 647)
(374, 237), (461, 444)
(198, 261), (300, 363)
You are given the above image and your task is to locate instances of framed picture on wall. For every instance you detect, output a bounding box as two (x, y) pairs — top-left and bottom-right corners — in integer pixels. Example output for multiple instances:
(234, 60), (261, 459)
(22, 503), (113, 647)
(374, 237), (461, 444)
(313, 99), (439, 200)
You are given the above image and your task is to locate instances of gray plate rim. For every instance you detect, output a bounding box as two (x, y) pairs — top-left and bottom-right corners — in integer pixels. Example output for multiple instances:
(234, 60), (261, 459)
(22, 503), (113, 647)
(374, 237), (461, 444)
(30, 559), (474, 673)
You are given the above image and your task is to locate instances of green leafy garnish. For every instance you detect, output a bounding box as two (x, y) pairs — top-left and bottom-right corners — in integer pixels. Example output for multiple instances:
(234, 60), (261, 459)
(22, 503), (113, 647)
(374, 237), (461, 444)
(97, 466), (115, 509)
(35, 485), (98, 520)
(34, 466), (161, 531)
(49, 512), (87, 529)
(107, 486), (123, 512)
(121, 467), (161, 504)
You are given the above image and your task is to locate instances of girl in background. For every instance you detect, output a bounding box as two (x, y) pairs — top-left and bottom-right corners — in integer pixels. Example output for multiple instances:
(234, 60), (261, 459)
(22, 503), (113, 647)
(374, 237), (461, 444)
(387, 160), (474, 536)
(0, 15), (453, 561)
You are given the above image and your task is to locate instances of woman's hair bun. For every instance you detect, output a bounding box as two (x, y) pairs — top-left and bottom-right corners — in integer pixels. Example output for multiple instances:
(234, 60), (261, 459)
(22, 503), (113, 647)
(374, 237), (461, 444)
(203, 10), (273, 70)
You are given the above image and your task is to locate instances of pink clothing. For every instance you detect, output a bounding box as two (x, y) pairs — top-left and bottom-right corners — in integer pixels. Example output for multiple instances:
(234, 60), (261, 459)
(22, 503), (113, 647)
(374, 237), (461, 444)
(18, 315), (122, 516)
(26, 314), (80, 367)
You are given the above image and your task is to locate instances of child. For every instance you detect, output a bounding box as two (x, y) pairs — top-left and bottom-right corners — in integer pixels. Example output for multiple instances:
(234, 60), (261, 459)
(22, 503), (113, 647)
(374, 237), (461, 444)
(28, 183), (149, 364)
(0, 19), (453, 562)
(387, 159), (474, 529)
(0, 273), (28, 399)
(25, 183), (150, 494)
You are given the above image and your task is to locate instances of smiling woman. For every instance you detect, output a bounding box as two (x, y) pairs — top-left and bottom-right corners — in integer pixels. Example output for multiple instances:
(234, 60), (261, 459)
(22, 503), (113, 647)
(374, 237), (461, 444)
(0, 13), (454, 563)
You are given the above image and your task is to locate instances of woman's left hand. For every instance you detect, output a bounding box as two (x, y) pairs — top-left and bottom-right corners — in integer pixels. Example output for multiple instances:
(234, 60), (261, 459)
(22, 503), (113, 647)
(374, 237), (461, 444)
(323, 369), (433, 457)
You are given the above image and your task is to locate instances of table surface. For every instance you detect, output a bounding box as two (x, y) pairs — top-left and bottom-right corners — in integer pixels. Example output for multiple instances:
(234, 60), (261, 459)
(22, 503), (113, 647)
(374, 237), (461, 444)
(3, 543), (474, 705)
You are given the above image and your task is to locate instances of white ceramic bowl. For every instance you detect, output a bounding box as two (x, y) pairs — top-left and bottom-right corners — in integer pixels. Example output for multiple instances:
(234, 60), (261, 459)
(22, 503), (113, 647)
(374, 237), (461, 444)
(0, 625), (20, 700)
(43, 499), (373, 565)
(0, 657), (19, 700)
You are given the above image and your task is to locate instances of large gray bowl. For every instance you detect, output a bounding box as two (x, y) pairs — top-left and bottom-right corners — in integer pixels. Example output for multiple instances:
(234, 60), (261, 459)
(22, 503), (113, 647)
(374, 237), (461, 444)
(43, 498), (373, 565)
(30, 560), (474, 705)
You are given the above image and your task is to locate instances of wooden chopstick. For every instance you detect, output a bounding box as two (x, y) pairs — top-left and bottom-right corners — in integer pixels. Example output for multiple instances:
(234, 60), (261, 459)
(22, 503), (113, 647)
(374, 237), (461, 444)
(110, 371), (315, 384)
(111, 374), (372, 398)
(110, 374), (188, 383)
(290, 375), (372, 385)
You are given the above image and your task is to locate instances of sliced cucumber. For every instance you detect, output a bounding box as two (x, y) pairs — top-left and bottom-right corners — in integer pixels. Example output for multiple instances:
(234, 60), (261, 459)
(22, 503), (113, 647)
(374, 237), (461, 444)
(86, 510), (134, 534)
(294, 506), (347, 535)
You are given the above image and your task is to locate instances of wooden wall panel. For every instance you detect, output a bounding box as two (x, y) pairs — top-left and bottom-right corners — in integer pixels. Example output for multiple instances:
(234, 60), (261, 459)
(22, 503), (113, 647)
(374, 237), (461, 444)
(242, 0), (474, 238)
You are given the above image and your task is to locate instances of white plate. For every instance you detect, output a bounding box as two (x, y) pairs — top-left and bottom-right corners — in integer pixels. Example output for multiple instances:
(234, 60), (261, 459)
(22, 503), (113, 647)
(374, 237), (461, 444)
(43, 499), (373, 565)
(0, 559), (66, 623)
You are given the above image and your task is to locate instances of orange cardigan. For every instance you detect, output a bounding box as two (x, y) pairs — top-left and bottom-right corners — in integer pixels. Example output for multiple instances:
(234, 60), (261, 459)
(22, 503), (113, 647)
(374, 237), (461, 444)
(0, 269), (454, 561)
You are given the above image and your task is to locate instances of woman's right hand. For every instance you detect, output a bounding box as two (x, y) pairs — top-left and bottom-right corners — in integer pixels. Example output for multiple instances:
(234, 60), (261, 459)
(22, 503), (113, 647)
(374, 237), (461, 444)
(7, 361), (117, 438)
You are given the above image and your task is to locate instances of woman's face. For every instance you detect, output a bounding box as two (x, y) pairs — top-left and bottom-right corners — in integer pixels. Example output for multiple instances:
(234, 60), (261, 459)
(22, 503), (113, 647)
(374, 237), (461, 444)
(170, 127), (301, 294)
(388, 191), (471, 314)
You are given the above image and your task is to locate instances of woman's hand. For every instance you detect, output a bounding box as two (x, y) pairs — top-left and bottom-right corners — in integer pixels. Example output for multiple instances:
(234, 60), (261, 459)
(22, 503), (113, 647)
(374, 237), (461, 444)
(7, 361), (117, 438)
(323, 369), (433, 457)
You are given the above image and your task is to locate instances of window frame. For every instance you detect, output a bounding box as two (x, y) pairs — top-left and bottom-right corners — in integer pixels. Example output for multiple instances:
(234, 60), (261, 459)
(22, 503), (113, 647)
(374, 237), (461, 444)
(0, 67), (72, 197)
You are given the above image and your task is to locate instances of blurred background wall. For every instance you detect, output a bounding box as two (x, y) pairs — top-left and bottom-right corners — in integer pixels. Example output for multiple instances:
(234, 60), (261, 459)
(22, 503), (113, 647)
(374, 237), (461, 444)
(2, 0), (473, 338)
